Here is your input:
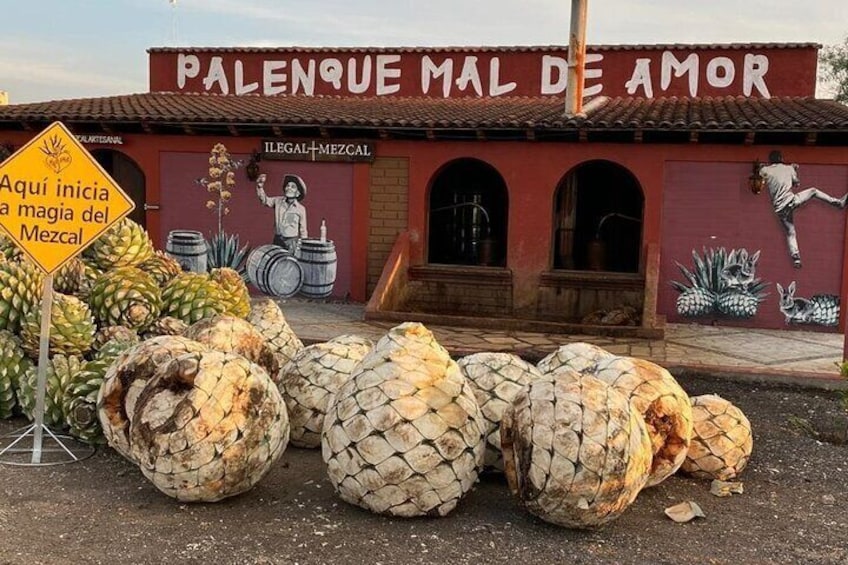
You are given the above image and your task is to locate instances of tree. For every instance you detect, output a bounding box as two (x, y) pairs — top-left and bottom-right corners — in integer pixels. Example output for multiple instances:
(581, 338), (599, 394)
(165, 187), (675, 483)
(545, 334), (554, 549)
(820, 37), (848, 103)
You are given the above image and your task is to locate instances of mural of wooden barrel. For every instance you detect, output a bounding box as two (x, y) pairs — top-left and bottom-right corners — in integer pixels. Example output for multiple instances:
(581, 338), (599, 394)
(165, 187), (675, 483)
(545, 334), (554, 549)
(166, 230), (208, 273)
(247, 244), (303, 298)
(298, 238), (337, 298)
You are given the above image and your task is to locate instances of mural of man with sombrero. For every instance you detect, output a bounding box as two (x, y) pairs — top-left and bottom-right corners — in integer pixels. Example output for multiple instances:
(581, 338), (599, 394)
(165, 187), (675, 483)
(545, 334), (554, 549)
(255, 173), (308, 255)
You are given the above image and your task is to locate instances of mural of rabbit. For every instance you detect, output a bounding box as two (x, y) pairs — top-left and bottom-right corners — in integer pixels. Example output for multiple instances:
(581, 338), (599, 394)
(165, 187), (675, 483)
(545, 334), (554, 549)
(721, 249), (760, 290)
(776, 281), (840, 326)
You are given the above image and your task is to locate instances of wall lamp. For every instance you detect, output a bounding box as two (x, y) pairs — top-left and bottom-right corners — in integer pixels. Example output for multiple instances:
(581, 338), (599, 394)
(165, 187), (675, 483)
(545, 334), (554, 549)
(748, 159), (765, 195)
(245, 150), (261, 182)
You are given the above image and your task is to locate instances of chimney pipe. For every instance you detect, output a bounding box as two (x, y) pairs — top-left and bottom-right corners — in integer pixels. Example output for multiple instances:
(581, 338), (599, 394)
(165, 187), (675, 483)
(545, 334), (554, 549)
(565, 0), (588, 117)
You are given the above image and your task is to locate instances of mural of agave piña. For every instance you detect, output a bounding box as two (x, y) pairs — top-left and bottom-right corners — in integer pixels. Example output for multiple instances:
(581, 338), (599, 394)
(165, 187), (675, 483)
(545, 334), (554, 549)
(776, 281), (840, 327)
(671, 248), (768, 319)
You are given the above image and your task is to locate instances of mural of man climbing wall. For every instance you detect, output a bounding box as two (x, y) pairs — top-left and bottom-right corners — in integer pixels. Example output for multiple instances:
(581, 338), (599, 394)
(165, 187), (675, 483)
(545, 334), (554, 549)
(758, 150), (848, 269)
(660, 160), (848, 331)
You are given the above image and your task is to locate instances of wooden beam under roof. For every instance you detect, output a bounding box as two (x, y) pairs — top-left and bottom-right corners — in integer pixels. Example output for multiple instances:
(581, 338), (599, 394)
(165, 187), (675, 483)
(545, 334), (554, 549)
(227, 125), (240, 137)
(319, 127), (330, 138)
(141, 121), (154, 134)
(378, 129), (390, 140)
(182, 123), (196, 135)
(578, 129), (588, 142)
(476, 130), (486, 141)
(99, 122), (115, 134)
(425, 129), (436, 140)
(525, 128), (536, 141)
(744, 131), (755, 145)
(271, 125), (284, 137)
(804, 132), (818, 145)
(689, 130), (699, 143)
(634, 130), (643, 143)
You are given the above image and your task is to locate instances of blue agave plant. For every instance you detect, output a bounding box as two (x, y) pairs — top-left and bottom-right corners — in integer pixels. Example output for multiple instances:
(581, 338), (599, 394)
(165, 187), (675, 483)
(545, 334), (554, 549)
(207, 231), (250, 280)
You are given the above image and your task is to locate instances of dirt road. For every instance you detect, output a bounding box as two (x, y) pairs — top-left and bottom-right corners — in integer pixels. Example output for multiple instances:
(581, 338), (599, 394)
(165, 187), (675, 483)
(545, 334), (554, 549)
(0, 374), (846, 565)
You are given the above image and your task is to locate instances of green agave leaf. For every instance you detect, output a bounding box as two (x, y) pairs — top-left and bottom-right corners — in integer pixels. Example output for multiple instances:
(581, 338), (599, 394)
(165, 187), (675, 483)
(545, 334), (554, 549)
(670, 281), (689, 292)
(675, 261), (698, 288)
(710, 247), (728, 292)
(206, 231), (251, 280)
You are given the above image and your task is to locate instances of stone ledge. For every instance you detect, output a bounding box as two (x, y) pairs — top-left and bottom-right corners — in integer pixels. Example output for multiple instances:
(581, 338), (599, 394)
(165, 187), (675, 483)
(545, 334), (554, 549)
(365, 309), (665, 339)
(408, 264), (512, 286)
(540, 270), (645, 291)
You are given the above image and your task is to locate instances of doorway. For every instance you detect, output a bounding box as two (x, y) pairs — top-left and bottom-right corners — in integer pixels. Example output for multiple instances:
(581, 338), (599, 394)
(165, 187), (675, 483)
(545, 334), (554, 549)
(91, 149), (146, 228)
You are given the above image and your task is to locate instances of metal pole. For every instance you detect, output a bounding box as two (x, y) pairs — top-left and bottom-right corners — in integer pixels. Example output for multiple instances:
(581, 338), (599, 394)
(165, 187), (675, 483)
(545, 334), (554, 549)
(565, 0), (588, 117)
(841, 206), (848, 362)
(31, 273), (54, 464)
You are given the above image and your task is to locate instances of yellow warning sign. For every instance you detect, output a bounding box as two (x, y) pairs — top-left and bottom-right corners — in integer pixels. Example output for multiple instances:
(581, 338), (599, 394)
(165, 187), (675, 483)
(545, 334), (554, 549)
(0, 122), (134, 274)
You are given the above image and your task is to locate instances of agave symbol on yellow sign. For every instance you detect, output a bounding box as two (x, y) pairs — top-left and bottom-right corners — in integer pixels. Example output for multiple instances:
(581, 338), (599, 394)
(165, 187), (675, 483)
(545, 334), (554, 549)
(39, 134), (72, 174)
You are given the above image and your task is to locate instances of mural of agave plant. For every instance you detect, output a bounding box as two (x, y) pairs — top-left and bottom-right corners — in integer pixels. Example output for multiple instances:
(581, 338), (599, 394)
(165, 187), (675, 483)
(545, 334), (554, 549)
(671, 247), (769, 319)
(207, 232), (250, 279)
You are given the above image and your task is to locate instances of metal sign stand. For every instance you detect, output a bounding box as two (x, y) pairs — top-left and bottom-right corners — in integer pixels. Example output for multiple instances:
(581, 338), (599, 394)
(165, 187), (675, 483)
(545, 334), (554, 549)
(0, 274), (94, 466)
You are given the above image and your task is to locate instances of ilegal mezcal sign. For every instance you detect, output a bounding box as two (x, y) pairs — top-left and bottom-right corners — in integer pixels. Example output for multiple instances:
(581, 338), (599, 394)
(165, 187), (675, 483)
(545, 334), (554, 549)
(261, 139), (375, 163)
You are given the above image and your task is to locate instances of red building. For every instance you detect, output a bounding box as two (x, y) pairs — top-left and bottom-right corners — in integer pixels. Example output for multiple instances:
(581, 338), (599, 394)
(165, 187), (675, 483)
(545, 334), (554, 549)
(1, 43), (847, 336)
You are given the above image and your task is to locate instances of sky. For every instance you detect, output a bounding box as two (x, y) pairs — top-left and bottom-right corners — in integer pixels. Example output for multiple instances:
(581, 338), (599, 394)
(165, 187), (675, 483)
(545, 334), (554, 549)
(1, 0), (847, 104)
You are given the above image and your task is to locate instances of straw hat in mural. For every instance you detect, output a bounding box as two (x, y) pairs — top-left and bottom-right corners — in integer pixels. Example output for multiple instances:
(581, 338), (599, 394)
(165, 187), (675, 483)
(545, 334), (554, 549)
(283, 174), (307, 201)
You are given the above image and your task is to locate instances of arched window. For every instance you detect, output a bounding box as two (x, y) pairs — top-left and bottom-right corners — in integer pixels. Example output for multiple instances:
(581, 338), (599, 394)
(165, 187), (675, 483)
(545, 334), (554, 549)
(553, 160), (643, 273)
(427, 158), (508, 267)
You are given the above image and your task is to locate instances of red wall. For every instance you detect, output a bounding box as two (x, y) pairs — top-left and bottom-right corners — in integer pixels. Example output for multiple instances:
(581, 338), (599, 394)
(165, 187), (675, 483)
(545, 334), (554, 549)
(149, 45), (818, 98)
(0, 131), (368, 300)
(373, 139), (847, 326)
(376, 139), (666, 311)
(660, 161), (848, 330)
(159, 152), (354, 299)
(4, 126), (847, 331)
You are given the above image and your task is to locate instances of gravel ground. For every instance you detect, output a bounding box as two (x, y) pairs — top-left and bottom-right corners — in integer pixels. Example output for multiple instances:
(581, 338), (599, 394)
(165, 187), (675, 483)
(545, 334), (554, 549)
(0, 374), (846, 565)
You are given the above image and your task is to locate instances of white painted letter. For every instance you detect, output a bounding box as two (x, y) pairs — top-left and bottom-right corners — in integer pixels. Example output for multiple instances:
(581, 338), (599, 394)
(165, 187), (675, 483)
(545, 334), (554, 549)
(488, 57), (516, 96)
(744, 54), (770, 97)
(291, 59), (315, 95)
(583, 53), (604, 96)
(661, 51), (699, 96)
(347, 56), (372, 94)
(177, 54), (200, 89)
(263, 61), (288, 95)
(376, 55), (401, 95)
(541, 55), (568, 95)
(319, 58), (343, 90)
(234, 60), (258, 95)
(421, 56), (453, 97)
(625, 58), (653, 97)
(706, 56), (735, 88)
(202, 56), (229, 94)
(455, 56), (483, 96)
